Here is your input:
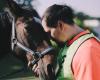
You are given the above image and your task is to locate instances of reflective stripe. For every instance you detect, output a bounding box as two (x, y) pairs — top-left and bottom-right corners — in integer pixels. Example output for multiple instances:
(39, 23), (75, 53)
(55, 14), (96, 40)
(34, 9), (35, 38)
(57, 33), (96, 80)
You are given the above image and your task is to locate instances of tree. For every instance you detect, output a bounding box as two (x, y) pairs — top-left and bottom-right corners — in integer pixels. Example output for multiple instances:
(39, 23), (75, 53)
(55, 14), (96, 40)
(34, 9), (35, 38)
(75, 12), (90, 20)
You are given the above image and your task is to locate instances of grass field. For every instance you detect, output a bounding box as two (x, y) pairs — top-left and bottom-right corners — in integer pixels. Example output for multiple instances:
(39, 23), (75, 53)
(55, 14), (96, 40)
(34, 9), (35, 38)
(0, 53), (38, 80)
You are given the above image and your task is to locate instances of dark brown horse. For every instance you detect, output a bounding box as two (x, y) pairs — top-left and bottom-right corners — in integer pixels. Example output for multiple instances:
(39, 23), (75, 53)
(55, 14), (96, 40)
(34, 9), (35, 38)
(1, 0), (56, 80)
(0, 10), (11, 59)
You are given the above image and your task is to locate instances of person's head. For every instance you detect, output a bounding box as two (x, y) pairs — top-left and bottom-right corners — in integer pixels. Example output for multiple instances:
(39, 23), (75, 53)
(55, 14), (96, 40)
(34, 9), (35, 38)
(42, 4), (76, 43)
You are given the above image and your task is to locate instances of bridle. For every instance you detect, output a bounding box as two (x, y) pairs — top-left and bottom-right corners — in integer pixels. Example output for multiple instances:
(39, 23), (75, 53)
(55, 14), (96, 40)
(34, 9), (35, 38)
(0, 10), (54, 80)
(11, 16), (54, 65)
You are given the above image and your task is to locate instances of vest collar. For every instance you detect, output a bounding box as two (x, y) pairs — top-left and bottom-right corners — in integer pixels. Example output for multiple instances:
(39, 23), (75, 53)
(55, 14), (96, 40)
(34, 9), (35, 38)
(67, 30), (90, 46)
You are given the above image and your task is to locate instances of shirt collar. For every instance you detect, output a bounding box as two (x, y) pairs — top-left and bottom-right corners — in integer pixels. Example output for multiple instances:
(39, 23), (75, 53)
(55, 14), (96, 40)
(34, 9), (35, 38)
(67, 30), (90, 46)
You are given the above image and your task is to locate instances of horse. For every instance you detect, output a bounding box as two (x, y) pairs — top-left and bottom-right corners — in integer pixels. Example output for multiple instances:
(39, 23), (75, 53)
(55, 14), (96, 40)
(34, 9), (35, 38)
(1, 0), (56, 80)
(0, 10), (12, 59)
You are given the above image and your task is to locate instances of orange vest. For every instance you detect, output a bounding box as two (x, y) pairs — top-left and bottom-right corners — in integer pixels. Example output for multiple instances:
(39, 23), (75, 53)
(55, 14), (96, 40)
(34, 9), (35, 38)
(56, 31), (100, 80)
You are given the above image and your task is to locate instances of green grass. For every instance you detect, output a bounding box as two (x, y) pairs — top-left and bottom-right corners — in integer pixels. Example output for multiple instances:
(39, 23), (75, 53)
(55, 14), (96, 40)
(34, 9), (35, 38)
(0, 53), (38, 80)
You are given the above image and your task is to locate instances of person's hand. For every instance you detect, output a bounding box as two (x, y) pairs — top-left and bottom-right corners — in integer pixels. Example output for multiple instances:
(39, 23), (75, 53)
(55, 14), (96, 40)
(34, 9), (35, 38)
(28, 61), (39, 77)
(26, 52), (40, 77)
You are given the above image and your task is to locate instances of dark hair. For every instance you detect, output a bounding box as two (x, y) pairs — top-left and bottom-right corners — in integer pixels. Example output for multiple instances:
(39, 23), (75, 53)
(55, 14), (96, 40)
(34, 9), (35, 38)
(42, 4), (75, 28)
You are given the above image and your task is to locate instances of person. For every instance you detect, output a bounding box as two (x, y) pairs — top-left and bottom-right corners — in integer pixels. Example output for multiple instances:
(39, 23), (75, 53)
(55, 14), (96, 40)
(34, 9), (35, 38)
(41, 4), (100, 80)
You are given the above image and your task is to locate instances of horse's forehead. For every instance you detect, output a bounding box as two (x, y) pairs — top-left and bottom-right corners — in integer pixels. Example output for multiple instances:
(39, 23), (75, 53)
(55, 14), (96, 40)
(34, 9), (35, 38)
(16, 17), (32, 27)
(16, 19), (27, 36)
(16, 18), (27, 28)
(16, 17), (24, 23)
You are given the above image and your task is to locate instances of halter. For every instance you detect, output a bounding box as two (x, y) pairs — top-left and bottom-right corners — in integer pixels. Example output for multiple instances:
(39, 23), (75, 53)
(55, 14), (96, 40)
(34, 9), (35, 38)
(11, 16), (54, 65)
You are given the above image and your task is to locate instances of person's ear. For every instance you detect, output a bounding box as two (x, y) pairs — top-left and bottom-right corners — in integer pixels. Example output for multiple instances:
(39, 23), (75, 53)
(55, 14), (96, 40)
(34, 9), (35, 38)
(57, 21), (64, 32)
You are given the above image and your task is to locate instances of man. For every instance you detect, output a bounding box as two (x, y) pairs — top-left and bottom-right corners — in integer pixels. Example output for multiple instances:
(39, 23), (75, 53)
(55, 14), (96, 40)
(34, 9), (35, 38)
(41, 4), (100, 80)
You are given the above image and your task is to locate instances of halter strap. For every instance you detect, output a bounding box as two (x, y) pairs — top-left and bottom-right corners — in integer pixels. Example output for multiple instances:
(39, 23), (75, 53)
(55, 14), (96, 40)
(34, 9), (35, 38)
(11, 16), (54, 65)
(11, 17), (16, 50)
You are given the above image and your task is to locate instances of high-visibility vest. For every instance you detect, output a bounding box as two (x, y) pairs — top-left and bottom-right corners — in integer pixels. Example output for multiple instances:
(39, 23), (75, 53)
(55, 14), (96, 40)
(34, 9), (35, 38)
(56, 33), (97, 80)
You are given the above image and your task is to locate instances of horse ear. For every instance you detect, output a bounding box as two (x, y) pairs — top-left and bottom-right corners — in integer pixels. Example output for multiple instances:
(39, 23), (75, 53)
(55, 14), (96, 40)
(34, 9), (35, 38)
(6, 0), (23, 17)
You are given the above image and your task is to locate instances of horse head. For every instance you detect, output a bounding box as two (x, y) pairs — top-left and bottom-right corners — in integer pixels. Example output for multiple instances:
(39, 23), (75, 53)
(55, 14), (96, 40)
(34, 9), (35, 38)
(4, 0), (56, 79)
